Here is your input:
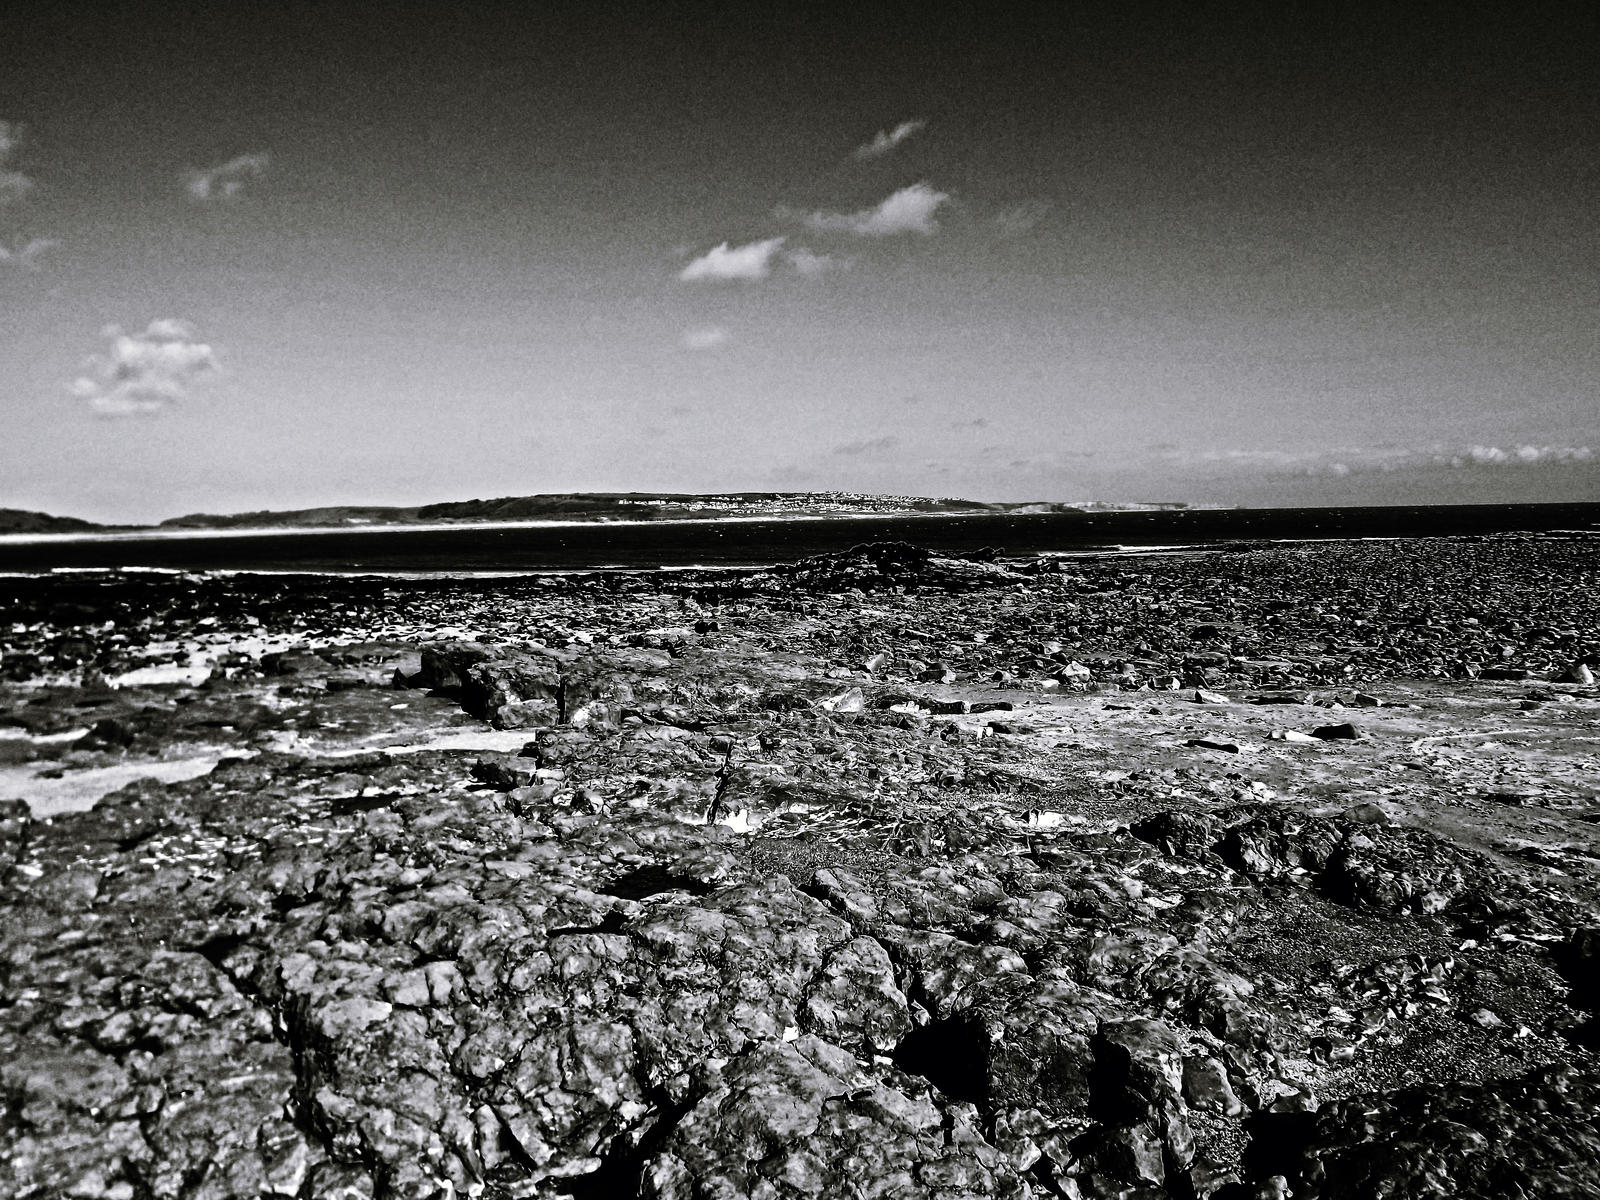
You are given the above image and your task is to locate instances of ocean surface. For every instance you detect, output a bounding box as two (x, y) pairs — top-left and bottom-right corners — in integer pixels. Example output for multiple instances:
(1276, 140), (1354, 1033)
(1, 503), (1596, 575)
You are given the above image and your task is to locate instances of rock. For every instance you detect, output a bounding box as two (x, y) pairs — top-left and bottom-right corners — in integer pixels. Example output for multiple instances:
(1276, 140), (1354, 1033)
(1240, 1064), (1600, 1198)
(808, 867), (880, 925)
(3, 530), (1598, 1200)
(1342, 801), (1395, 824)
(769, 541), (1010, 594)
(1480, 666), (1534, 680)
(1076, 1120), (1170, 1189)
(416, 640), (495, 691)
(1269, 729), (1320, 743)
(628, 625), (697, 650)
(1, 651), (44, 681)
(1554, 662), (1595, 685)
(879, 929), (1028, 1019)
(1130, 810), (1222, 861)
(1192, 688), (1231, 704)
(816, 686), (865, 714)
(461, 654), (564, 728)
(1311, 722), (1360, 740)
(1187, 738), (1244, 753)
(1091, 1018), (1185, 1125)
(802, 936), (912, 1055)
(1554, 927), (1600, 1045)
(1182, 1056), (1244, 1116)
(260, 647), (326, 675)
(470, 756), (542, 790)
(641, 1038), (1026, 1200)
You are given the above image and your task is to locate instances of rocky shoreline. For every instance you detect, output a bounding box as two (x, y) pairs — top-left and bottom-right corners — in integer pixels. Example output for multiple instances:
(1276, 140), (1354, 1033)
(3, 534), (1598, 1198)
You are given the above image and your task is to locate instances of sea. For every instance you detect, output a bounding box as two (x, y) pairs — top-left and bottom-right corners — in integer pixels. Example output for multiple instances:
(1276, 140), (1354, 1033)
(1, 502), (1596, 576)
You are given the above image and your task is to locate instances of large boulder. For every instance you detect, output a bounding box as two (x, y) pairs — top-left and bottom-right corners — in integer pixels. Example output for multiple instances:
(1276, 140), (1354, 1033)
(461, 653), (565, 729)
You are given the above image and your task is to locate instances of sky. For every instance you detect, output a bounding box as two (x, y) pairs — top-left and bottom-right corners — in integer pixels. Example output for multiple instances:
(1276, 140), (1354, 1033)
(1, 1), (1597, 523)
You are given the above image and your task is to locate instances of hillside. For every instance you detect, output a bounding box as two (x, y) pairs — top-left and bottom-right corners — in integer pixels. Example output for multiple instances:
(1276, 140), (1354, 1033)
(0, 508), (108, 535)
(3, 493), (1136, 536)
(157, 492), (1006, 529)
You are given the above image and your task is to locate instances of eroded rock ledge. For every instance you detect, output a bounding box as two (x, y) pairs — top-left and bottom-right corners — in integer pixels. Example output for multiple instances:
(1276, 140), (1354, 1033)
(2, 534), (1597, 1198)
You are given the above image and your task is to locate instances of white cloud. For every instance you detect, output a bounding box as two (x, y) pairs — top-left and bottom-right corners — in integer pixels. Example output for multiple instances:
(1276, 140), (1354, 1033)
(1163, 443), (1597, 475)
(0, 237), (59, 269)
(993, 201), (1052, 237)
(853, 119), (925, 160)
(681, 326), (730, 350)
(0, 120), (34, 206)
(679, 236), (787, 282)
(185, 152), (271, 201)
(71, 319), (222, 417)
(142, 318), (195, 340)
(785, 247), (848, 276)
(804, 183), (949, 237)
(1453, 444), (1593, 468)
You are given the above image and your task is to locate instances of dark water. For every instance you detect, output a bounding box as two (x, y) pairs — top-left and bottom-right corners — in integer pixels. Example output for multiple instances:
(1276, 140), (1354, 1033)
(1, 503), (1597, 574)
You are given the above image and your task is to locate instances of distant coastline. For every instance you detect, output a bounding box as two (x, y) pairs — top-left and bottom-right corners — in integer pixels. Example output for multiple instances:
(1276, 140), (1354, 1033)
(0, 509), (1010, 546)
(0, 491), (1195, 539)
(0, 501), (1594, 575)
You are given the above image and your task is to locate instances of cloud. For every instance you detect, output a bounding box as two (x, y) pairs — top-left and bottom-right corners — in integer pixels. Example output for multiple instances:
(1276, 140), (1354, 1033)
(785, 247), (848, 276)
(0, 171), (33, 205)
(70, 319), (222, 417)
(185, 152), (271, 201)
(853, 119), (925, 160)
(993, 201), (1052, 237)
(0, 237), (59, 270)
(1162, 443), (1597, 475)
(679, 236), (787, 282)
(832, 435), (900, 457)
(804, 183), (949, 237)
(1449, 444), (1593, 468)
(681, 325), (729, 350)
(0, 120), (35, 206)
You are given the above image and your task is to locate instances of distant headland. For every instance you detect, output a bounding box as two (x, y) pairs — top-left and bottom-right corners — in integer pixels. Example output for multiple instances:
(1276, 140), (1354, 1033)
(0, 493), (1194, 535)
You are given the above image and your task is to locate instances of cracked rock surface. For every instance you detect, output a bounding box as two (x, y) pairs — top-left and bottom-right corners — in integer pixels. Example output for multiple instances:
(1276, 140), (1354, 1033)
(2, 533), (1598, 1198)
